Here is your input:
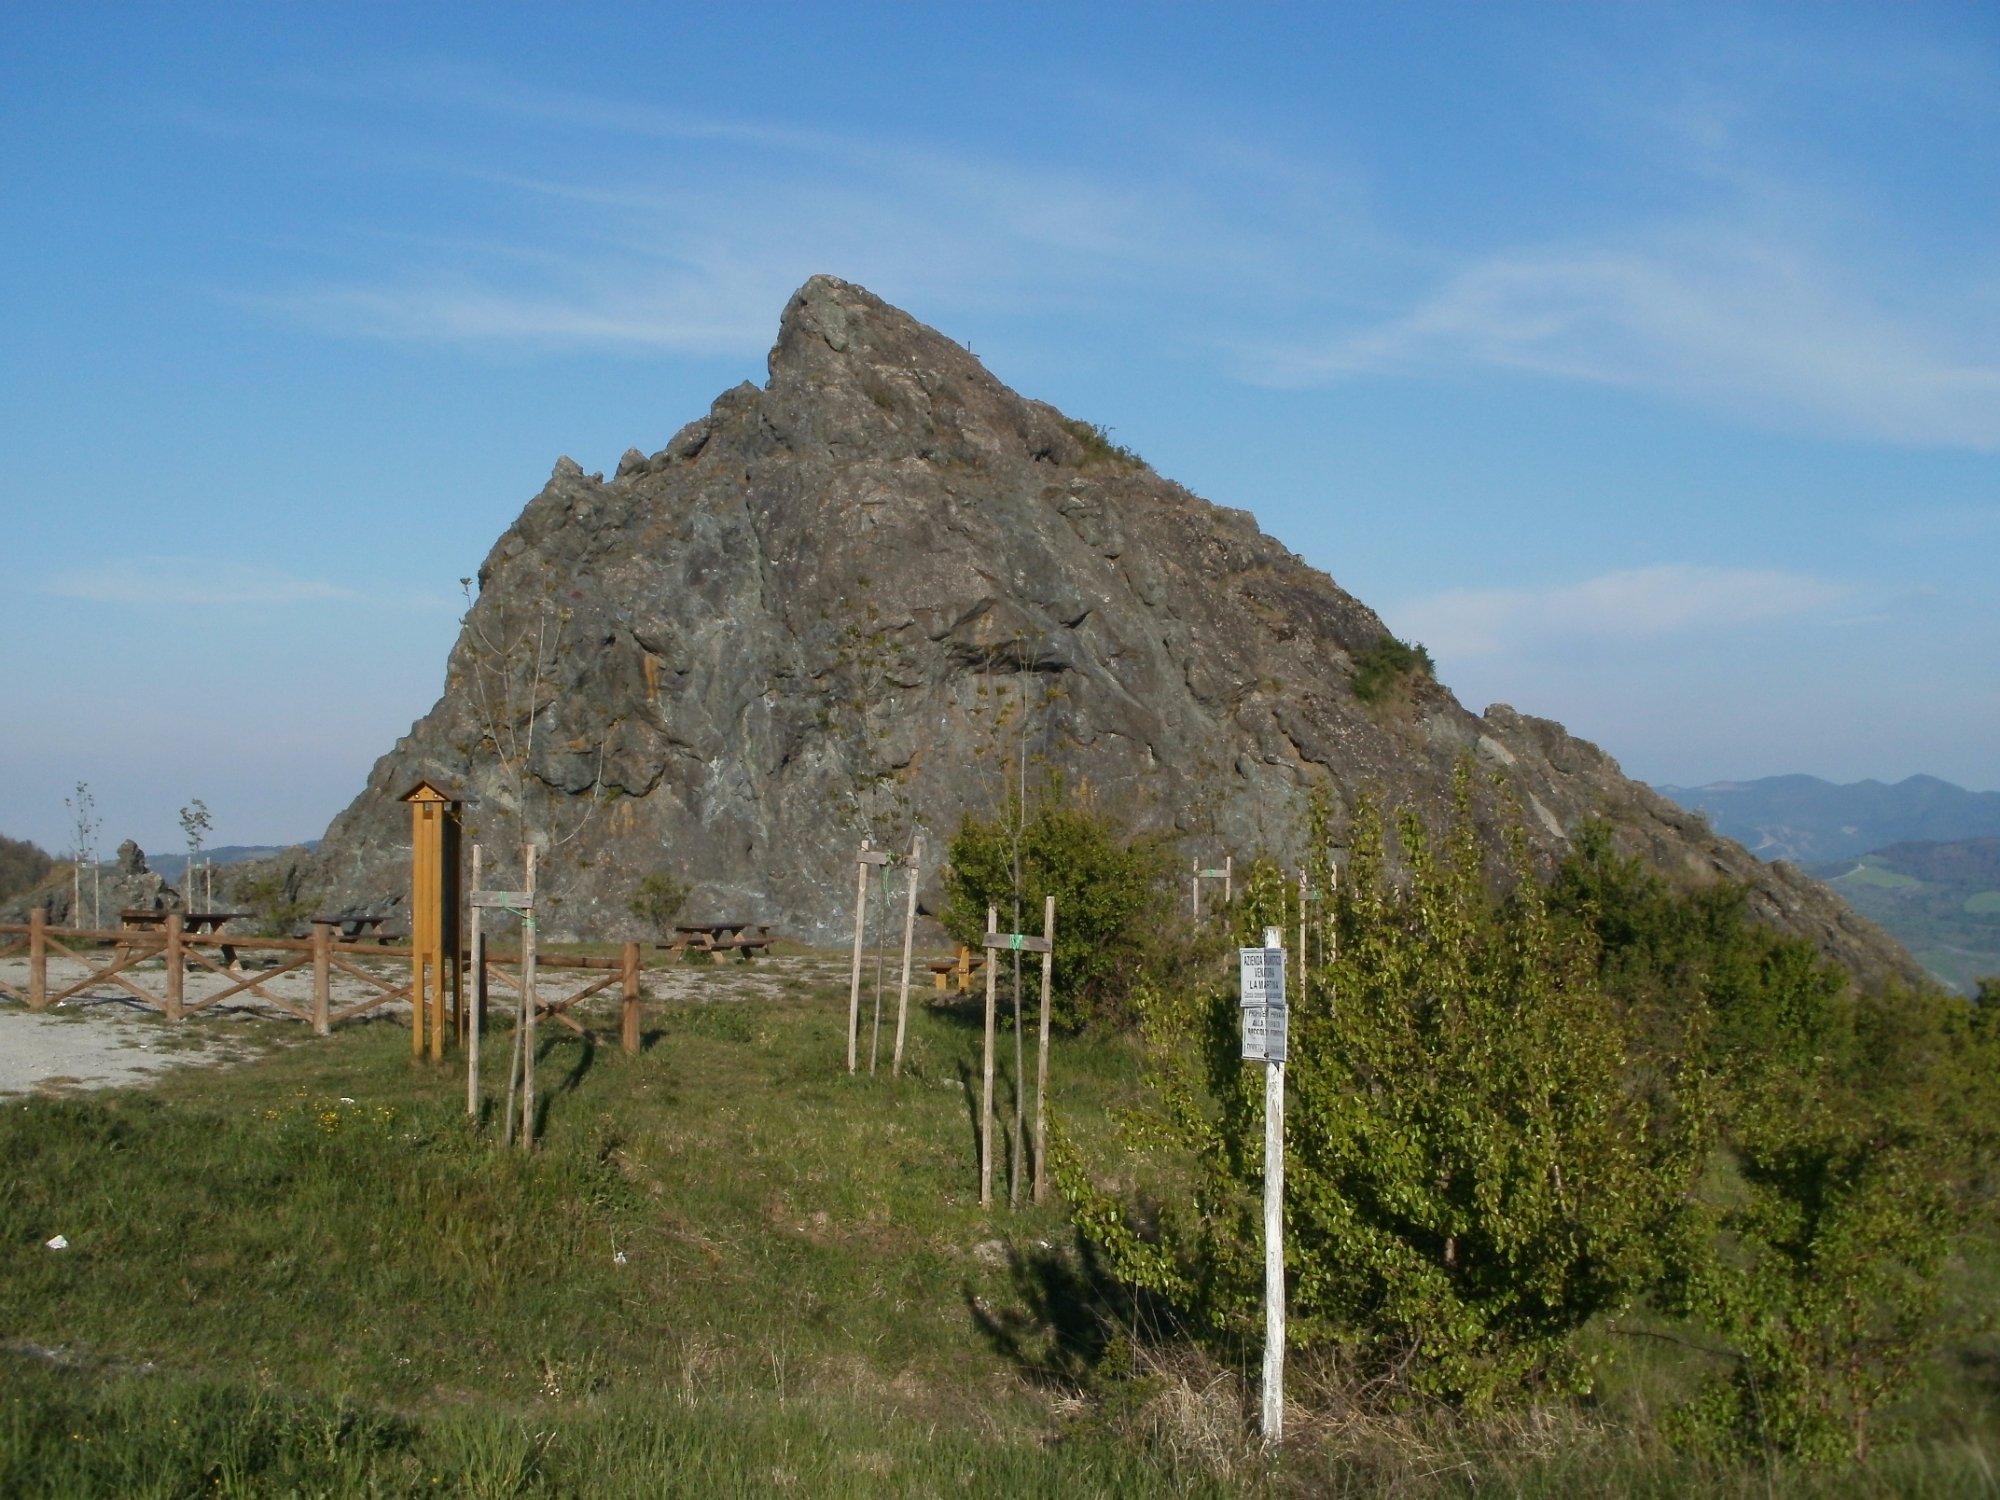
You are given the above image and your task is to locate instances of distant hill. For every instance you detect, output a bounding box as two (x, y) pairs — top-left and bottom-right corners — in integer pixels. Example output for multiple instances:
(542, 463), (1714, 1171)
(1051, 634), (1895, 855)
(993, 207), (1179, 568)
(149, 842), (320, 882)
(1803, 838), (2000, 996)
(0, 834), (56, 904)
(1654, 775), (2000, 864)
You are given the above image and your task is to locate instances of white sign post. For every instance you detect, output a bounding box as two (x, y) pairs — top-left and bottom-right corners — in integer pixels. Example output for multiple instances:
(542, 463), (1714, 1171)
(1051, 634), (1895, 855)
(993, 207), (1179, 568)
(1240, 927), (1287, 1446)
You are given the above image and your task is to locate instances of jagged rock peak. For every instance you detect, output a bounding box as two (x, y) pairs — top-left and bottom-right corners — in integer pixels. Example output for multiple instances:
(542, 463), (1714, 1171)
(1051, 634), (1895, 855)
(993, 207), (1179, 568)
(299, 275), (1928, 993)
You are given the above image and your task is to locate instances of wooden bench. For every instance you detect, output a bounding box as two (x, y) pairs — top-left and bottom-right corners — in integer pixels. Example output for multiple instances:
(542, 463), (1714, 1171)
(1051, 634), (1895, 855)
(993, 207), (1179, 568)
(927, 945), (985, 993)
(661, 922), (774, 963)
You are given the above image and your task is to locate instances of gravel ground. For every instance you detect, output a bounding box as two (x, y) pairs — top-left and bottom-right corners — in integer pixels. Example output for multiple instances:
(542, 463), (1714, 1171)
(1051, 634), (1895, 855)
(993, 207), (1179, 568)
(0, 1002), (273, 1097)
(0, 946), (849, 1098)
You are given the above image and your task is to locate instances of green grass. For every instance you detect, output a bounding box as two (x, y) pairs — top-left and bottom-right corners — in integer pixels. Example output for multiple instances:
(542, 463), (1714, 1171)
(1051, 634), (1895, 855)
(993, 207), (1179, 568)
(1833, 861), (1924, 891)
(0, 971), (1234, 1495)
(1962, 891), (2000, 916)
(3, 966), (1997, 1495)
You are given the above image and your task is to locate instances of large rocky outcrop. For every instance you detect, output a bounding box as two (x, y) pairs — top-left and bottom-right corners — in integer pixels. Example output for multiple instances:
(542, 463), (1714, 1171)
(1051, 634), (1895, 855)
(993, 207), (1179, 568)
(298, 276), (1924, 989)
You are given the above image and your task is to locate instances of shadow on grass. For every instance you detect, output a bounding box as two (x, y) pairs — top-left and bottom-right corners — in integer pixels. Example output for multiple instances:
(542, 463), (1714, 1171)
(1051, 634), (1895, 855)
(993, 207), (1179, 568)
(965, 1232), (1169, 1394)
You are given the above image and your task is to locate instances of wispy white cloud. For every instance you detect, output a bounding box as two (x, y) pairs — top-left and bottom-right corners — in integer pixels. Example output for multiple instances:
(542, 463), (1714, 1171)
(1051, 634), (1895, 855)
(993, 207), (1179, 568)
(239, 64), (1350, 357)
(1246, 228), (2000, 449)
(1395, 565), (1850, 658)
(47, 558), (358, 607)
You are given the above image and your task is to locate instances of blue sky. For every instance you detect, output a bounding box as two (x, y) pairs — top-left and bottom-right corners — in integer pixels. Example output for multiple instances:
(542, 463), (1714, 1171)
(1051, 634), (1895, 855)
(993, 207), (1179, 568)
(4, 2), (1996, 858)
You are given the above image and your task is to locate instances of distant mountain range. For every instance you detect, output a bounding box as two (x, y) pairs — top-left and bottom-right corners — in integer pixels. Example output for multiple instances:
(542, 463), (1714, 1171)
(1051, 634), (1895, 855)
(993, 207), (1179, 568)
(1654, 776), (2000, 994)
(147, 841), (319, 882)
(1653, 774), (2000, 865)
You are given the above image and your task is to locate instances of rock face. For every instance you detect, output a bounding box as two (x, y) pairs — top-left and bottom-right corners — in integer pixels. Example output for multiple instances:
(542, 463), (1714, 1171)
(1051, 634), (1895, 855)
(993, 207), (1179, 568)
(0, 841), (181, 927)
(300, 276), (1924, 989)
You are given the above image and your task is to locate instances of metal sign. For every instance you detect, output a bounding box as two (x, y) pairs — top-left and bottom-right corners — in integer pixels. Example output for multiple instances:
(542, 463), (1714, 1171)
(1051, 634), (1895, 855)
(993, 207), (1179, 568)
(469, 890), (535, 909)
(1239, 945), (1288, 1062)
(1238, 945), (1285, 1006)
(1242, 1001), (1288, 1062)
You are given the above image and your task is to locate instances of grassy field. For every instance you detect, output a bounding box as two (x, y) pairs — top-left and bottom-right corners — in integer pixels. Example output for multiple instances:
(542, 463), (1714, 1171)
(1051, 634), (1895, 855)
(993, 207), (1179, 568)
(1, 955), (1996, 1496)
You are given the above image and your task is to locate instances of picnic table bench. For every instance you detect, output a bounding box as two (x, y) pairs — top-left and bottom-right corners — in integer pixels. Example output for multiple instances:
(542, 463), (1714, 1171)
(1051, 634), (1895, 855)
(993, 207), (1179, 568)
(118, 909), (256, 965)
(926, 945), (986, 993)
(307, 915), (402, 944)
(660, 922), (775, 962)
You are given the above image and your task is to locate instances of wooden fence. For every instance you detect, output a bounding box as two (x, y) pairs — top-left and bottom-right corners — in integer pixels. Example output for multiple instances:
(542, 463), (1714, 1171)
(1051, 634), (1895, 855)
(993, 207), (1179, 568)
(0, 908), (647, 1051)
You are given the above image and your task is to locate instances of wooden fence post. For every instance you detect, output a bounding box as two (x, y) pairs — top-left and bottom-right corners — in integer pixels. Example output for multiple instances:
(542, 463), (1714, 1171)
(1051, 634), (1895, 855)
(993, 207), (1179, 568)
(28, 906), (47, 1010)
(163, 911), (184, 1021)
(892, 834), (921, 1076)
(1033, 894), (1056, 1205)
(621, 940), (640, 1055)
(981, 903), (998, 1209)
(311, 920), (332, 1035)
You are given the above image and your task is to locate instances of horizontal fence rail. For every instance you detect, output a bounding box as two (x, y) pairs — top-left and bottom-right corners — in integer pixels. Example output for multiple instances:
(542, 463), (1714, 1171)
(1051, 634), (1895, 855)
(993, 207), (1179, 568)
(0, 910), (658, 1049)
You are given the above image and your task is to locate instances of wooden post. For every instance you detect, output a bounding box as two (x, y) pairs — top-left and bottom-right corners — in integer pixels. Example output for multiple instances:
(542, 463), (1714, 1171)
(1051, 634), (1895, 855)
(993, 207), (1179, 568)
(847, 841), (871, 1074)
(892, 833), (921, 1076)
(311, 919), (331, 1035)
(28, 906), (47, 1010)
(520, 843), (538, 1149)
(164, 911), (184, 1022)
(466, 844), (482, 1116)
(1191, 858), (1201, 921)
(980, 903), (998, 1209)
(1225, 854), (1234, 905)
(621, 940), (640, 1054)
(1033, 894), (1055, 1204)
(1298, 870), (1308, 1011)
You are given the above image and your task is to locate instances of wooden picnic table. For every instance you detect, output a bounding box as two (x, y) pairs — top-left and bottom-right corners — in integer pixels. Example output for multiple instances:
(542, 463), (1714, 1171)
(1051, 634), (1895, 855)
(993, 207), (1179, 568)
(118, 909), (256, 965)
(927, 944), (986, 993)
(119, 908), (253, 935)
(660, 921), (774, 962)
(308, 915), (398, 944)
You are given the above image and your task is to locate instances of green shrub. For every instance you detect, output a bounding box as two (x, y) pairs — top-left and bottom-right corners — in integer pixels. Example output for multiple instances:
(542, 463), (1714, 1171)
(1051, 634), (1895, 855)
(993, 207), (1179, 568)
(628, 870), (690, 940)
(1350, 634), (1434, 706)
(940, 784), (1175, 1031)
(1060, 784), (1693, 1406)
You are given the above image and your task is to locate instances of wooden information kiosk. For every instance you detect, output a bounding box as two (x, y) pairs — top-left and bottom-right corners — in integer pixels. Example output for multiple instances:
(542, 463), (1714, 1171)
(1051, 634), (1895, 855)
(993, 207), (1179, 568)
(401, 780), (463, 1061)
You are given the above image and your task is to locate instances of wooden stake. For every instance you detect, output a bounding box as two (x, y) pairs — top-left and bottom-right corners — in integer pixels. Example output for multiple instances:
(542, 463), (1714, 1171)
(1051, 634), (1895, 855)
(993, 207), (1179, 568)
(847, 842), (871, 1074)
(621, 940), (640, 1054)
(980, 903), (997, 1209)
(519, 843), (538, 1149)
(892, 833), (921, 1076)
(1298, 869), (1308, 1010)
(1033, 894), (1055, 1204)
(466, 844), (483, 1117)
(164, 911), (184, 1022)
(311, 919), (331, 1035)
(1191, 858), (1201, 921)
(28, 907), (46, 1011)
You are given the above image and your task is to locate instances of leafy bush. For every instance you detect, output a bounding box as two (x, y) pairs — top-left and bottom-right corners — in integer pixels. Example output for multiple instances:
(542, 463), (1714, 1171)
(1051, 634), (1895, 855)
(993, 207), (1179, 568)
(1059, 417), (1145, 470)
(230, 868), (312, 938)
(940, 785), (1175, 1031)
(628, 870), (690, 940)
(1060, 784), (1693, 1406)
(1350, 634), (1434, 706)
(1554, 823), (1999, 1462)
